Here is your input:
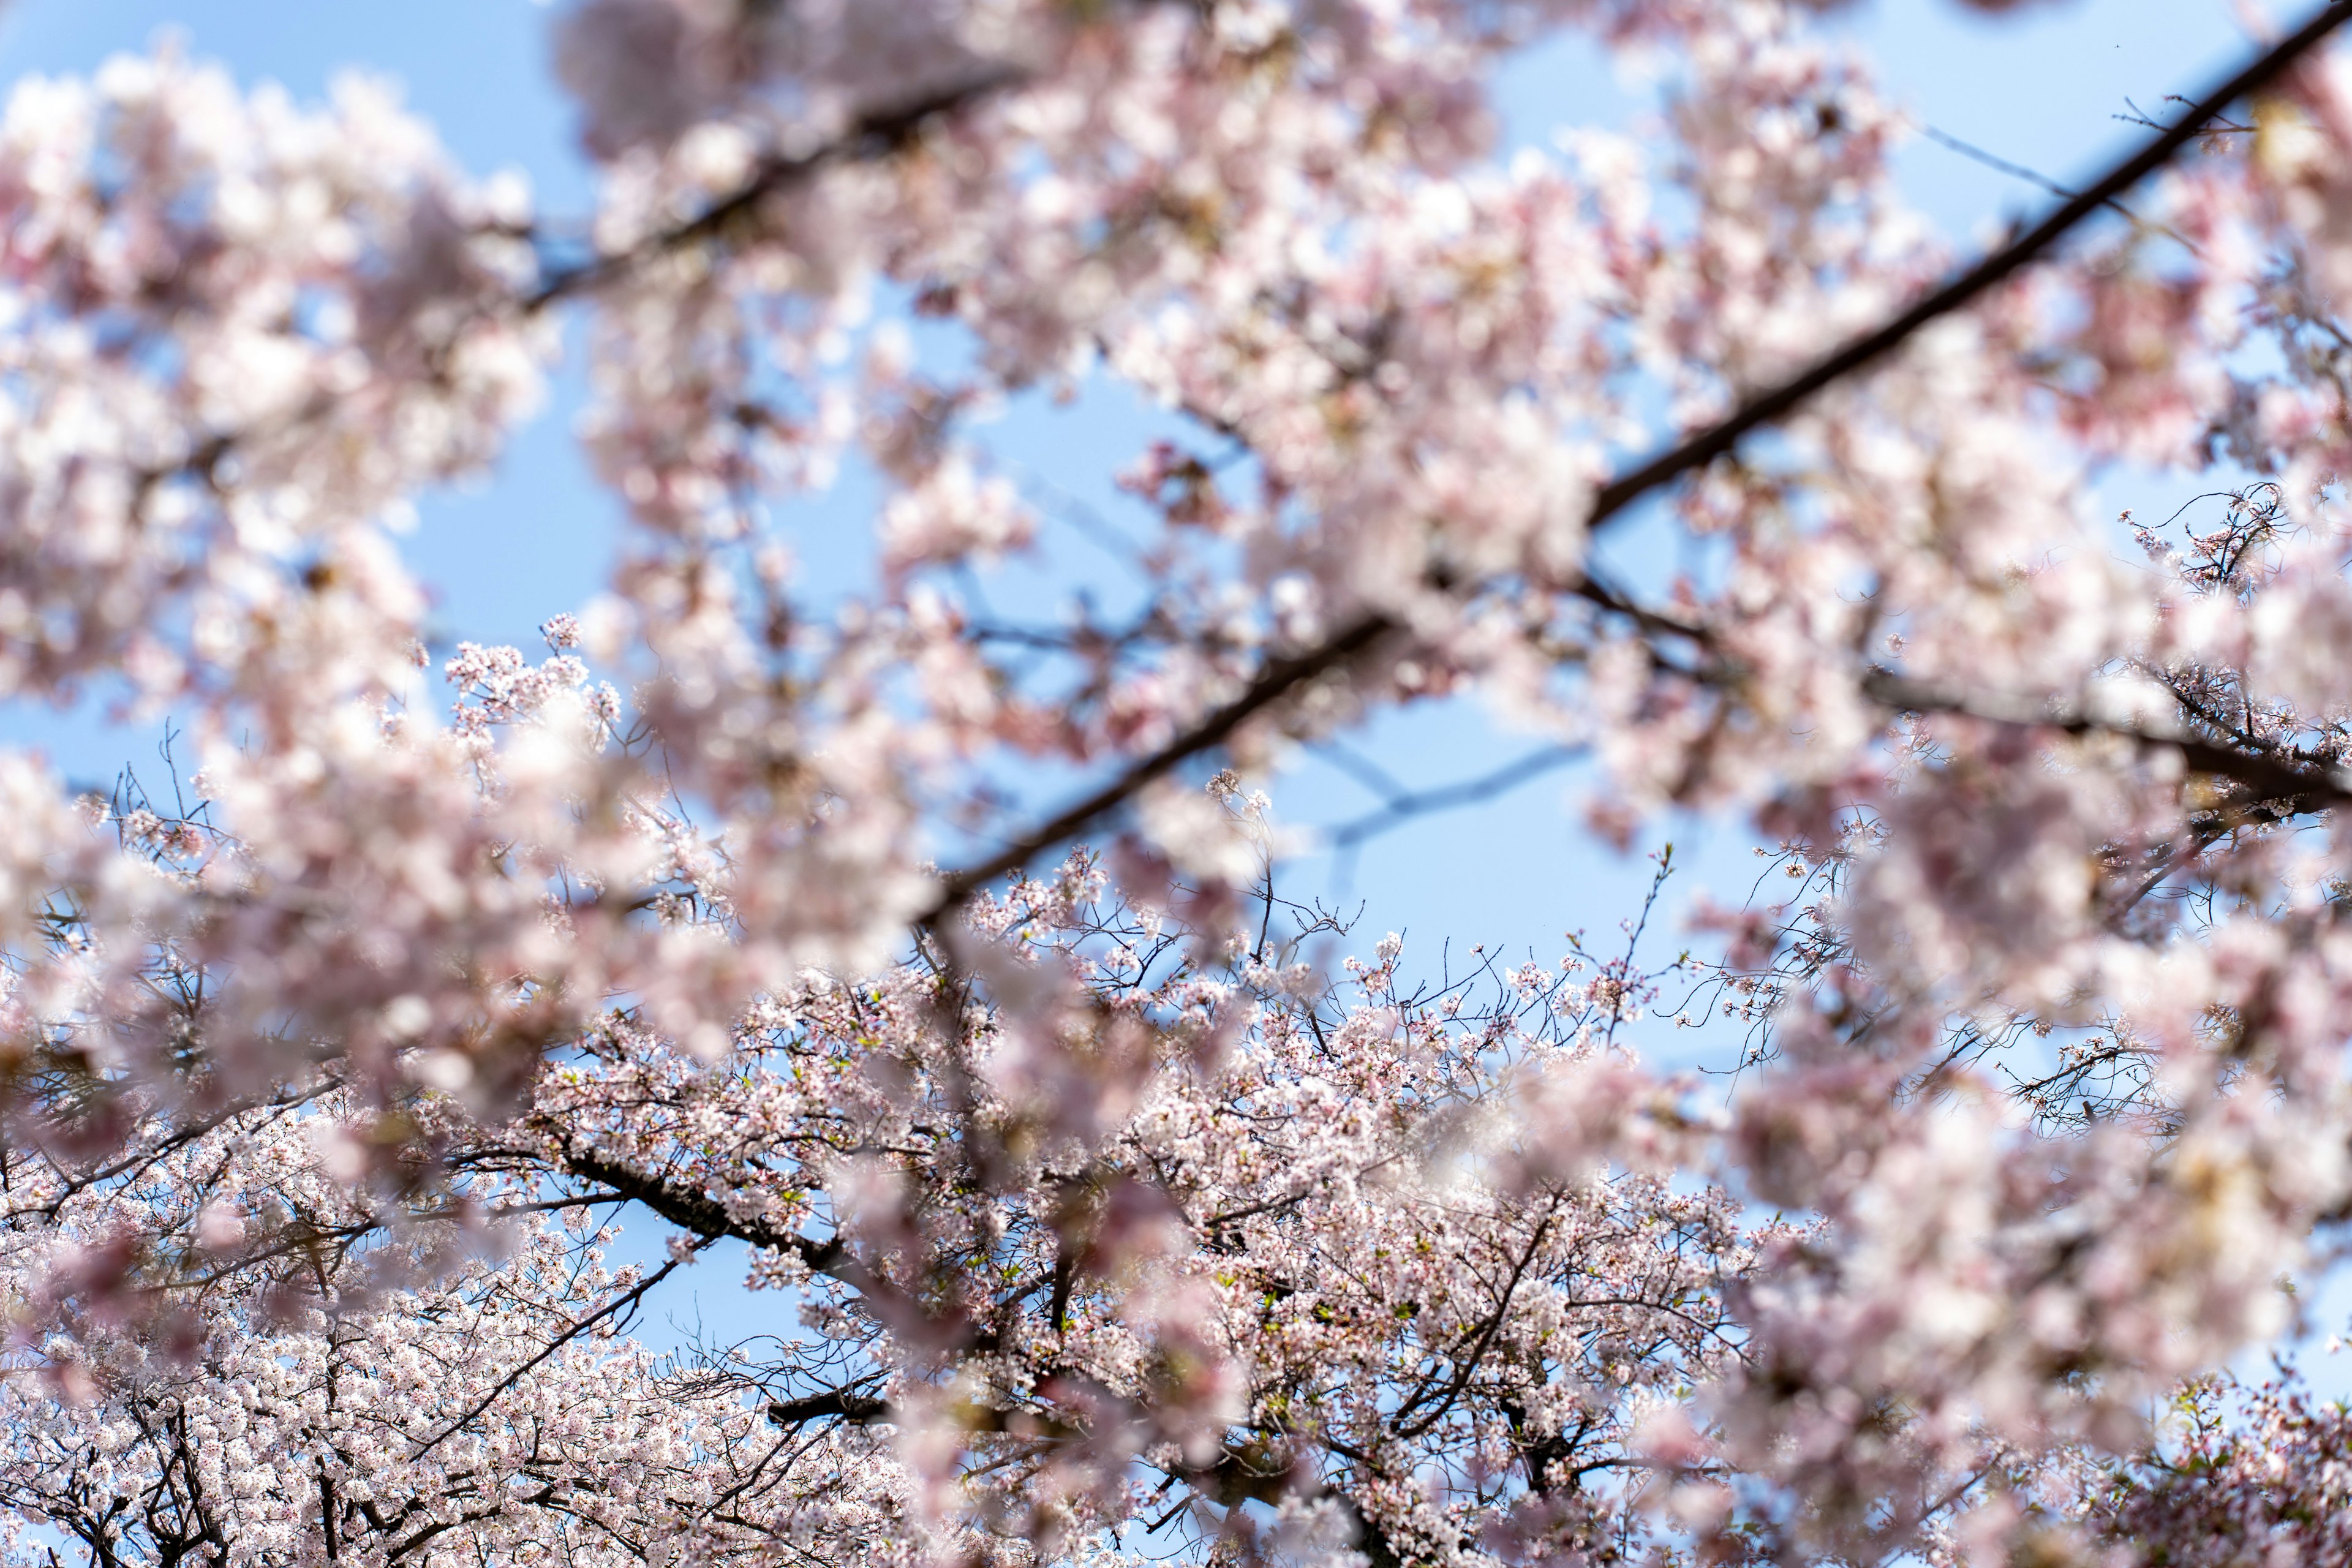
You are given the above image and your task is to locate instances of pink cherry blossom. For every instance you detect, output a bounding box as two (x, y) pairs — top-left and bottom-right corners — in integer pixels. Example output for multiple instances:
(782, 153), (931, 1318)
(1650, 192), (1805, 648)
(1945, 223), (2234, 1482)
(10, 1), (2352, 1564)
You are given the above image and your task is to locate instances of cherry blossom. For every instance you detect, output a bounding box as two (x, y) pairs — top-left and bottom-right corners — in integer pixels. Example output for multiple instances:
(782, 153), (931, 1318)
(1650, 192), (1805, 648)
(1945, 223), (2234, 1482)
(12, 0), (2352, 1563)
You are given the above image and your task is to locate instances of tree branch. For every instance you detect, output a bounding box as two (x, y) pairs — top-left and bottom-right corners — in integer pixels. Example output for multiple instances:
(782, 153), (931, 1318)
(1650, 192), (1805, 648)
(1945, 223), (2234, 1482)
(551, 1142), (850, 1274)
(916, 613), (1397, 924)
(1860, 667), (2352, 809)
(524, 67), (1029, 312)
(1324, 745), (1586, 853)
(407, 1250), (694, 1461)
(1583, 0), (2352, 532)
(764, 1385), (891, 1429)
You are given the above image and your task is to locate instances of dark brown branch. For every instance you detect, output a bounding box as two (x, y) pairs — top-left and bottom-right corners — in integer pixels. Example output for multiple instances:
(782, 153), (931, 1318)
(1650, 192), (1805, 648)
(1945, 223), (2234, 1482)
(764, 1386), (891, 1428)
(124, 70), (1030, 503)
(1390, 1212), (1555, 1441)
(1583, 0), (2352, 532)
(1860, 667), (2352, 809)
(552, 1143), (850, 1274)
(916, 613), (1396, 924)
(385, 1485), (563, 1564)
(525, 68), (1028, 312)
(1183, 1439), (1305, 1510)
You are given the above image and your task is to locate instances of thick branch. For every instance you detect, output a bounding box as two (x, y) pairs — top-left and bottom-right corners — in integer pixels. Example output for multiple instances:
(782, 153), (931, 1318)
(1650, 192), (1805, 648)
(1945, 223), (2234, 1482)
(765, 1387), (891, 1428)
(552, 1142), (850, 1273)
(1583, 0), (2352, 532)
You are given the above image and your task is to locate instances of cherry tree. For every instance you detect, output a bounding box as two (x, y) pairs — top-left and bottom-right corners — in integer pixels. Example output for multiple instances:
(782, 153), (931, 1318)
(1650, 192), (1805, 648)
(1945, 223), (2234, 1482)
(9, 0), (2352, 1562)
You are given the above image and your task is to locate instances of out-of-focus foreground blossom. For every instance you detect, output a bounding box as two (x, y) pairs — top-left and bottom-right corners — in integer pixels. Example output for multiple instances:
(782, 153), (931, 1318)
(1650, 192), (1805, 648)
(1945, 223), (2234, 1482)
(8, 0), (2352, 1563)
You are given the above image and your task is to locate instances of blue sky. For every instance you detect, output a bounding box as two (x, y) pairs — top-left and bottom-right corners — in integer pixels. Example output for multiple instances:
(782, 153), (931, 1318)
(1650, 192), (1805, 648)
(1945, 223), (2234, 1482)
(1, 0), (2329, 1346)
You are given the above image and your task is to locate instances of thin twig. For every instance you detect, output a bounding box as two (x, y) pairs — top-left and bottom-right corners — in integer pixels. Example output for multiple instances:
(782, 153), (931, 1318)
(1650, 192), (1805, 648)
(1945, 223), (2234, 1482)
(407, 1249), (696, 1461)
(1325, 746), (1585, 851)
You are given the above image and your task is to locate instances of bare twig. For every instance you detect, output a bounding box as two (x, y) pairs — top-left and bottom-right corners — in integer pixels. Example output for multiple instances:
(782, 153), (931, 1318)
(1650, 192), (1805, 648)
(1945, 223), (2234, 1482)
(1324, 745), (1586, 852)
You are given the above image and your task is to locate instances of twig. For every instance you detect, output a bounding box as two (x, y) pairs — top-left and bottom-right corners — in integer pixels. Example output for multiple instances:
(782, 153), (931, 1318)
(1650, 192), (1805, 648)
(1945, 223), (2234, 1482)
(1324, 744), (1586, 853)
(407, 1248), (697, 1460)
